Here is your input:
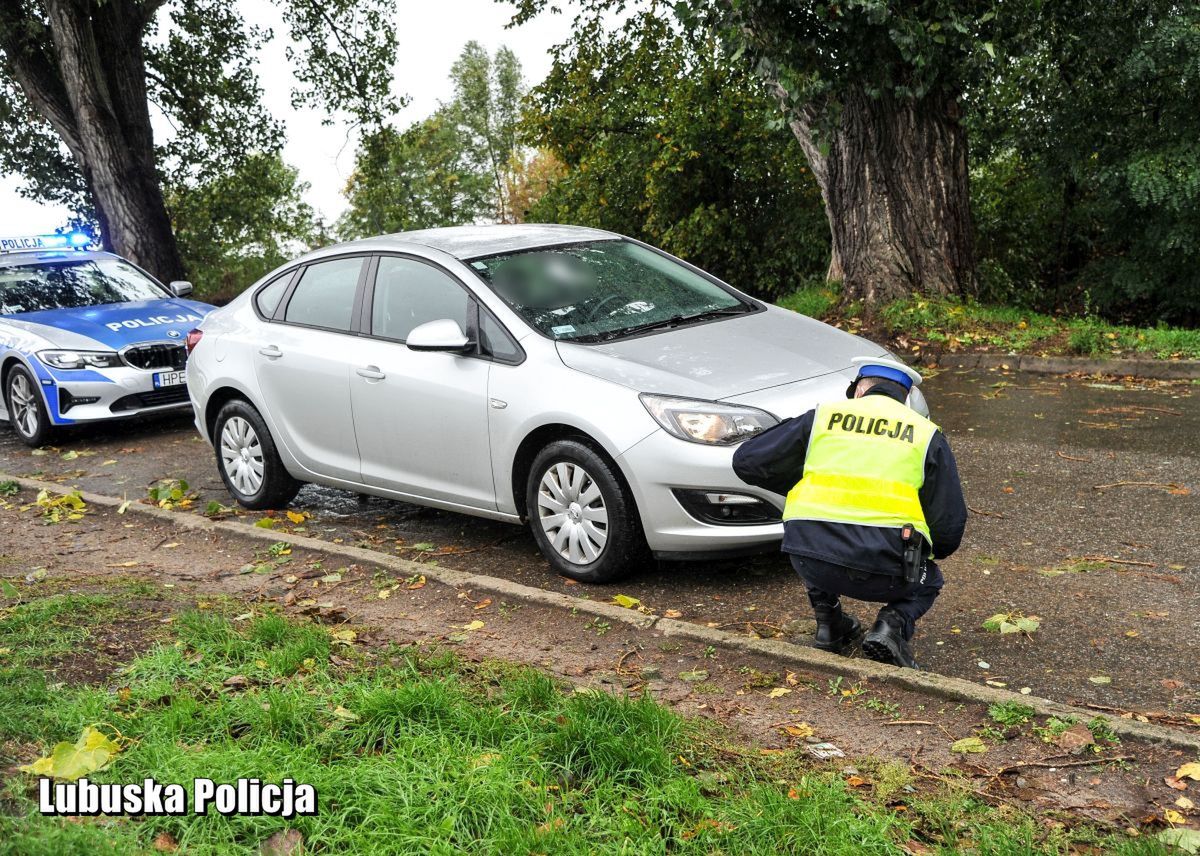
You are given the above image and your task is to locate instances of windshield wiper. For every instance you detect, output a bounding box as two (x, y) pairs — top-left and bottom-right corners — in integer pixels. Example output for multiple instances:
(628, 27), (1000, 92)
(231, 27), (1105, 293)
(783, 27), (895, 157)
(578, 304), (751, 343)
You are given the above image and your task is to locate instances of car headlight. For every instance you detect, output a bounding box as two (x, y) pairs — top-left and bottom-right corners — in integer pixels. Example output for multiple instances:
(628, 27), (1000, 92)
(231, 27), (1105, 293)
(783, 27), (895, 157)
(640, 394), (778, 445)
(37, 350), (122, 370)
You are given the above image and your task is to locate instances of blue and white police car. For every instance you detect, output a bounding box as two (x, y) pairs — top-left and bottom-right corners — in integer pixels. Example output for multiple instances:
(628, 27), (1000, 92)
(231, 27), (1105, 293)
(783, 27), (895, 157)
(0, 233), (214, 446)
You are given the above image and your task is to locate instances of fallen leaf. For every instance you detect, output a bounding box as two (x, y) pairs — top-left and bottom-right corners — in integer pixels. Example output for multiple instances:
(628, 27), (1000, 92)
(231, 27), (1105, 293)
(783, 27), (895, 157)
(1165, 776), (1188, 791)
(331, 706), (359, 721)
(232, 612), (253, 621)
(1178, 763), (1200, 781)
(663, 609), (682, 619)
(1165, 808), (1187, 825)
(678, 669), (709, 683)
(846, 775), (868, 788)
(223, 675), (250, 689)
(782, 722), (813, 738)
(950, 737), (987, 754)
(320, 573), (343, 583)
(259, 828), (304, 856)
(153, 831), (179, 852)
(285, 510), (308, 525)
(1177, 797), (1195, 810)
(463, 620), (485, 631)
(612, 594), (641, 609)
(474, 598), (492, 610)
(1055, 722), (1095, 752)
(331, 629), (356, 645)
(117, 500), (132, 514)
(767, 687), (792, 699)
(406, 575), (426, 590)
(377, 589), (391, 600)
(1158, 829), (1200, 854)
(18, 726), (122, 781)
(1089, 675), (1113, 685)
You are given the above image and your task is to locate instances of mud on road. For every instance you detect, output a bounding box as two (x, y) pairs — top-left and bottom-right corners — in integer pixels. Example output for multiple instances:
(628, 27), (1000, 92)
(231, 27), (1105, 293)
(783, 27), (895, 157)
(0, 367), (1196, 718)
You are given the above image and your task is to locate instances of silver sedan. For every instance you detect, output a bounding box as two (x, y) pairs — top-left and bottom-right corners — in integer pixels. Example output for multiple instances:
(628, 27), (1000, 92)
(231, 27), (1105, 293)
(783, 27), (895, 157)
(186, 225), (919, 581)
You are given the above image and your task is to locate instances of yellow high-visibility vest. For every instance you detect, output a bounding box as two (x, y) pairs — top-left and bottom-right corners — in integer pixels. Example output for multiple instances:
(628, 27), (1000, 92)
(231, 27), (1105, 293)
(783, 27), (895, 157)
(783, 394), (938, 544)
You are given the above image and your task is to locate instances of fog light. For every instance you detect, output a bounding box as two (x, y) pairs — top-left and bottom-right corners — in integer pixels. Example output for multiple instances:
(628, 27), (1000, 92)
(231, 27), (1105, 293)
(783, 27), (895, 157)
(672, 489), (781, 526)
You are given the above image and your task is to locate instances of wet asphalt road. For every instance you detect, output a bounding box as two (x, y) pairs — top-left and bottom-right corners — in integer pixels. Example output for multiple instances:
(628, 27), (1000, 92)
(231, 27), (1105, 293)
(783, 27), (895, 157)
(1, 367), (1196, 716)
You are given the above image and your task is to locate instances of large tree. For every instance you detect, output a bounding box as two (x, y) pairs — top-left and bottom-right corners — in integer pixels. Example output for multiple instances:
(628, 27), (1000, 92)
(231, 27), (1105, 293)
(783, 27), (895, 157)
(339, 41), (526, 237)
(0, 0), (397, 283)
(513, 1), (1001, 307)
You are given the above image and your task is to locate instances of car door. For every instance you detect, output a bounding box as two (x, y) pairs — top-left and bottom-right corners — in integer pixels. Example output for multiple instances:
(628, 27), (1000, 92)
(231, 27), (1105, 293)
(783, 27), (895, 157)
(350, 254), (495, 508)
(253, 255), (366, 483)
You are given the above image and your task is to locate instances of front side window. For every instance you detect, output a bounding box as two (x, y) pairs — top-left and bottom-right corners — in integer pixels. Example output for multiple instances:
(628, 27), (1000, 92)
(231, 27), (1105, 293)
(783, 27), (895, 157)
(370, 256), (470, 341)
(0, 257), (167, 315)
(283, 257), (363, 332)
(469, 240), (752, 343)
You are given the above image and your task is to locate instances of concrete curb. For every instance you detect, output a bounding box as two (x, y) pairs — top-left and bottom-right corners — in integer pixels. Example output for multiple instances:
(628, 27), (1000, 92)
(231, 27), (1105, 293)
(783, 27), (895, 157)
(9, 472), (1200, 754)
(918, 351), (1200, 380)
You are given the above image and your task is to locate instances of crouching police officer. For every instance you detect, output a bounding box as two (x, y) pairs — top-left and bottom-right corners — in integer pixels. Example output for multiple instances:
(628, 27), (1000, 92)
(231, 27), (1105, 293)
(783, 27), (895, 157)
(732, 357), (967, 669)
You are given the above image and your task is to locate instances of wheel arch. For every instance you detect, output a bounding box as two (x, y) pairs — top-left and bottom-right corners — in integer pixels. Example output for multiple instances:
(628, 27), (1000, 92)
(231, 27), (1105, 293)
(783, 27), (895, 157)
(510, 423), (639, 522)
(203, 384), (253, 442)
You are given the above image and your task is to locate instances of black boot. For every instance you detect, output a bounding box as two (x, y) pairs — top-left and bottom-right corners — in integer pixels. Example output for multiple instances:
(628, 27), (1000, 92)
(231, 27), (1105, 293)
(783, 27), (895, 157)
(810, 601), (862, 655)
(862, 609), (919, 669)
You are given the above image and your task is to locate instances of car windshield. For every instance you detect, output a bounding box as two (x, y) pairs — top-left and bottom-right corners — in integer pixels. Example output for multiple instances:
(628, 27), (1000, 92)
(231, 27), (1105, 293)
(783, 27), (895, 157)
(0, 257), (167, 315)
(469, 240), (752, 342)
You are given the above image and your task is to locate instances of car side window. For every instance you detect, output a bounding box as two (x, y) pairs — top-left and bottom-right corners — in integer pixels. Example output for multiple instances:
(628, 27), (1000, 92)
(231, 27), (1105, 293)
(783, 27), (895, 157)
(479, 312), (522, 363)
(283, 258), (363, 332)
(254, 273), (291, 319)
(371, 256), (470, 342)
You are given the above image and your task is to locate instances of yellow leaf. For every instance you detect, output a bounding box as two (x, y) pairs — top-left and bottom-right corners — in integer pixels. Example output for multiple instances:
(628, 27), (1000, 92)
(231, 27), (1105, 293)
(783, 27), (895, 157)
(19, 726), (121, 781)
(1164, 809), (1187, 826)
(464, 620), (485, 631)
(782, 722), (813, 738)
(1177, 797), (1195, 811)
(377, 588), (391, 599)
(331, 629), (356, 645)
(286, 511), (307, 525)
(767, 687), (792, 699)
(332, 706), (359, 721)
(612, 594), (641, 609)
(1177, 762), (1200, 781)
(951, 737), (988, 754)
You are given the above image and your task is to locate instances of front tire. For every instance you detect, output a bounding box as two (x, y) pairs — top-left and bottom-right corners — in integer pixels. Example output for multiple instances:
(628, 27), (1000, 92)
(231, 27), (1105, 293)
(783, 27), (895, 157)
(6, 365), (56, 447)
(526, 440), (647, 583)
(213, 399), (302, 510)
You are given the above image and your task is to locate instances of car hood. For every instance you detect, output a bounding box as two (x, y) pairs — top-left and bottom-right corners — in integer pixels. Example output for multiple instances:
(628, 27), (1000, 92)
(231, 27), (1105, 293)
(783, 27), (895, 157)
(556, 305), (888, 400)
(5, 298), (213, 350)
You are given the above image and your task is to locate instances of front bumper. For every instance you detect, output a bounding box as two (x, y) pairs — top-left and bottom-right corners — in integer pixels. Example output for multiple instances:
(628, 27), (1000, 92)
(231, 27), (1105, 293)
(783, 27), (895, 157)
(38, 364), (191, 425)
(618, 428), (785, 557)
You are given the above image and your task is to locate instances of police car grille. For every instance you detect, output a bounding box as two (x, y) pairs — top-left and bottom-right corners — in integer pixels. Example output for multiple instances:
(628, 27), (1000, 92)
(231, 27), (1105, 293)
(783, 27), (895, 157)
(109, 387), (190, 412)
(123, 344), (187, 371)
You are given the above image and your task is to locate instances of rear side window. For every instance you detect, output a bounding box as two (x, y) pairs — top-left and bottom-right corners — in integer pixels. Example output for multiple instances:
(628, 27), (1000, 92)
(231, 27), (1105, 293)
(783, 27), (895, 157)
(284, 257), (363, 332)
(370, 256), (469, 341)
(254, 274), (290, 319)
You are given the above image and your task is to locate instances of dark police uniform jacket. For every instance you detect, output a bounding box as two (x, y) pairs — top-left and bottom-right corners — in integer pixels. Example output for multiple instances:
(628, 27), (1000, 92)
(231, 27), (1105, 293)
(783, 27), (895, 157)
(732, 387), (968, 576)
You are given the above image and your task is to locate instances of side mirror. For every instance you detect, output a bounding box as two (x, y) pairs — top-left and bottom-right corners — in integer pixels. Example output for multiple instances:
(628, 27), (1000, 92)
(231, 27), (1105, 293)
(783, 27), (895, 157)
(169, 280), (194, 297)
(406, 319), (473, 354)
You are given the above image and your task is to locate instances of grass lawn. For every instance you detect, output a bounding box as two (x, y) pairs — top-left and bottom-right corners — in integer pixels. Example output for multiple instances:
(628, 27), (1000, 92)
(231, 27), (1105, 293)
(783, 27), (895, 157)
(0, 582), (1175, 855)
(778, 283), (1200, 361)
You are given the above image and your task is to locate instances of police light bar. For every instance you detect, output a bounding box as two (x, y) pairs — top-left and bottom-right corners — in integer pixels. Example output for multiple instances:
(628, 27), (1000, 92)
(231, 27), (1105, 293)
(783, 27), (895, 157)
(0, 232), (93, 254)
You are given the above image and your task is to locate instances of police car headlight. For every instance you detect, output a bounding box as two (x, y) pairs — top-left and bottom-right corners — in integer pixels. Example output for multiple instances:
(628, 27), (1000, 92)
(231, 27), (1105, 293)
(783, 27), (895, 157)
(640, 394), (779, 445)
(37, 350), (122, 370)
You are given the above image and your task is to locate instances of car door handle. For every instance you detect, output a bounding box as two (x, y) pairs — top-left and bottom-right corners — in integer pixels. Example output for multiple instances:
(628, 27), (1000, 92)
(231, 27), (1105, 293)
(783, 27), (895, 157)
(356, 365), (386, 380)
(258, 345), (283, 359)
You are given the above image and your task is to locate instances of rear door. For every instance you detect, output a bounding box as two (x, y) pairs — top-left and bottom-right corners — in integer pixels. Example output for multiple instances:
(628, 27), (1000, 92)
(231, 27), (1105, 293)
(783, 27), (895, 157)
(253, 255), (366, 482)
(350, 254), (496, 508)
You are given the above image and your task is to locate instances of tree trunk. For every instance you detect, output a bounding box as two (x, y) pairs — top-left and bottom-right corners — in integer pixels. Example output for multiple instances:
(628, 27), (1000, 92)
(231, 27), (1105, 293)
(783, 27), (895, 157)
(2, 0), (185, 283)
(781, 86), (975, 307)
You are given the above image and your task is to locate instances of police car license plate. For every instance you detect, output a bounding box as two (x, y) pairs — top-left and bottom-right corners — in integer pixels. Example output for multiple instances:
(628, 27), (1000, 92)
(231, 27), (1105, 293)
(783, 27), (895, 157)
(153, 370), (186, 389)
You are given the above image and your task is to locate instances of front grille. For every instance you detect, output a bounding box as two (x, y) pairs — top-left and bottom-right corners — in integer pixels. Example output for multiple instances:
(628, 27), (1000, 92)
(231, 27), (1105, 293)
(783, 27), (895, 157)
(123, 343), (187, 371)
(109, 387), (190, 412)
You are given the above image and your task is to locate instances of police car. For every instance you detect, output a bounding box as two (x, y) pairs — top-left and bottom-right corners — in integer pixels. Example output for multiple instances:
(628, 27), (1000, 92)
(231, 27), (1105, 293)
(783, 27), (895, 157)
(0, 233), (214, 446)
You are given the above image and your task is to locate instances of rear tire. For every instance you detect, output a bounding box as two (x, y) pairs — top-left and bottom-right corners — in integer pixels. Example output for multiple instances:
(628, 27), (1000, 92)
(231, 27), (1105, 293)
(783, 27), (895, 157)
(6, 365), (56, 448)
(525, 439), (647, 583)
(213, 399), (302, 510)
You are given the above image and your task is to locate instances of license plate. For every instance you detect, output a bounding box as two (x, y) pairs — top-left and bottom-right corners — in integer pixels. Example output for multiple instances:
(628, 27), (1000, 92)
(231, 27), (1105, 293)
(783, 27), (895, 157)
(153, 370), (186, 389)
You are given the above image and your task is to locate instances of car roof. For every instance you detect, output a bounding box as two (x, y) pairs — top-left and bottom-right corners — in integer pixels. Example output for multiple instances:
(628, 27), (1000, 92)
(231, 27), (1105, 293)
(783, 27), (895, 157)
(334, 224), (621, 261)
(0, 249), (118, 267)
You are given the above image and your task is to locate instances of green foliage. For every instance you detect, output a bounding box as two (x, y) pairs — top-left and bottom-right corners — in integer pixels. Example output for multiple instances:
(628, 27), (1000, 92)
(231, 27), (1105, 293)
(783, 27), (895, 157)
(524, 12), (828, 299)
(339, 42), (525, 238)
(969, 1), (1200, 324)
(988, 702), (1036, 728)
(170, 153), (325, 301)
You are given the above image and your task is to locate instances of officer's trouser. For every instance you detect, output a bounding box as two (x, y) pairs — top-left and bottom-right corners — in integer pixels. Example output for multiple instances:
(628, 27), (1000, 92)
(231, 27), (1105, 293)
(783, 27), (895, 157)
(791, 555), (943, 641)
